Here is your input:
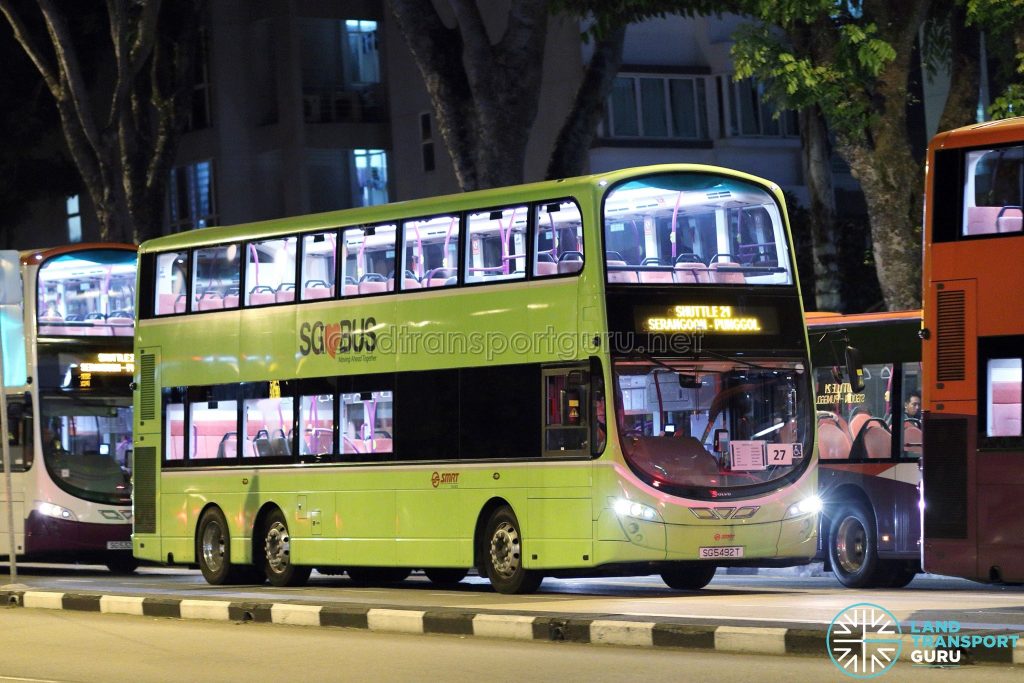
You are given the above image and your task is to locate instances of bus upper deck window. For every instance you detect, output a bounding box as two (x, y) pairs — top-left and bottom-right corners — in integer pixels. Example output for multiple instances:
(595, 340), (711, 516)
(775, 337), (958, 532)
(154, 251), (189, 315)
(191, 245), (240, 312)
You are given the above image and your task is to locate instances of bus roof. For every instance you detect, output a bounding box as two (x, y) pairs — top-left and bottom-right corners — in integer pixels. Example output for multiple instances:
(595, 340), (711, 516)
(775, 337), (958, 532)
(138, 164), (785, 254)
(930, 116), (1024, 151)
(806, 309), (922, 329)
(20, 243), (137, 265)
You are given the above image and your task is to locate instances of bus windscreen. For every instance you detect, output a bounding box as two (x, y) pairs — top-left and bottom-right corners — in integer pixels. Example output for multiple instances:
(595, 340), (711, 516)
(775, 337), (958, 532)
(37, 249), (137, 337)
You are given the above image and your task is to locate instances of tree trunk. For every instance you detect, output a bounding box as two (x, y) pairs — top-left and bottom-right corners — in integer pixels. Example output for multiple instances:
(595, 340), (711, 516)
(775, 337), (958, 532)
(799, 105), (843, 312)
(936, 6), (980, 134)
(546, 26), (626, 180)
(837, 134), (922, 311)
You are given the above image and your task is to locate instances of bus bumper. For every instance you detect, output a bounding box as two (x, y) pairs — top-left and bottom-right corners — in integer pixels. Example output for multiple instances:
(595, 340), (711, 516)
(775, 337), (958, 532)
(24, 511), (132, 560)
(595, 508), (818, 565)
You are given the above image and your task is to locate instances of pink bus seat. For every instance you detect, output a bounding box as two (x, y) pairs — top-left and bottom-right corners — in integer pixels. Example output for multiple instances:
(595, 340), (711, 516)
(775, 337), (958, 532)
(557, 258), (583, 275)
(862, 422), (892, 459)
(248, 286), (276, 306)
(174, 294), (186, 313)
(997, 207), (1023, 233)
(673, 263), (710, 283)
(535, 261), (558, 276)
(197, 292), (224, 311)
(343, 284), (359, 296)
(848, 412), (871, 441)
(358, 280), (387, 295)
(638, 270), (674, 284)
(818, 417), (852, 460)
(370, 437), (393, 453)
(342, 436), (366, 454)
(991, 380), (1022, 437)
(223, 293), (239, 308)
(965, 206), (1001, 235)
(709, 263), (746, 284)
(606, 260), (637, 283)
(276, 285), (295, 303)
(303, 280), (332, 300)
(903, 422), (923, 454)
(156, 294), (179, 315)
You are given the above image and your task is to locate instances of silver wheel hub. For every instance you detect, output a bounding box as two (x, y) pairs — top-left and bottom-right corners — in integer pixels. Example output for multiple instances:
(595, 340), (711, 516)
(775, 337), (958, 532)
(265, 521), (291, 574)
(836, 516), (867, 574)
(201, 521), (225, 573)
(489, 521), (521, 579)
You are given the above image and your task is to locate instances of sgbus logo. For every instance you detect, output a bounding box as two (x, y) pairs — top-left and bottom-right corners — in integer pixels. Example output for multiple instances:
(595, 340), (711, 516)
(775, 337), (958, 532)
(299, 318), (377, 357)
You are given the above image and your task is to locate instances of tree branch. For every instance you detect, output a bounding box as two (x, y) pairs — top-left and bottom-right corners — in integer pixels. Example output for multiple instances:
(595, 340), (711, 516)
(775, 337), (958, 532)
(0, 0), (60, 96)
(37, 0), (105, 159)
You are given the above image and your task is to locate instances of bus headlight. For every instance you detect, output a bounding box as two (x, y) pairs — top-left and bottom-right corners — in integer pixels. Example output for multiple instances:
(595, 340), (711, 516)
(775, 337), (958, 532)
(36, 501), (75, 520)
(786, 495), (822, 519)
(612, 498), (658, 521)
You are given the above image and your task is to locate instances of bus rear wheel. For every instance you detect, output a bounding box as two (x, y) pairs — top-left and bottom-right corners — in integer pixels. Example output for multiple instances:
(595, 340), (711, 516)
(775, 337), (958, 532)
(261, 509), (311, 587)
(481, 506), (542, 594)
(829, 500), (884, 588)
(660, 564), (716, 590)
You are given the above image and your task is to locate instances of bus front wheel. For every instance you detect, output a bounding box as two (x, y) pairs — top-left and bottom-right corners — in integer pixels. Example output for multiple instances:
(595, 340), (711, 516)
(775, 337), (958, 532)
(829, 500), (882, 588)
(660, 564), (716, 590)
(197, 507), (238, 585)
(260, 509), (311, 587)
(482, 506), (542, 594)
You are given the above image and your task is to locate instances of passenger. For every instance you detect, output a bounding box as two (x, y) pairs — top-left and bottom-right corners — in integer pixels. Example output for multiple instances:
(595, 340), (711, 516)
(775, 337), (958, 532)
(904, 391), (921, 421)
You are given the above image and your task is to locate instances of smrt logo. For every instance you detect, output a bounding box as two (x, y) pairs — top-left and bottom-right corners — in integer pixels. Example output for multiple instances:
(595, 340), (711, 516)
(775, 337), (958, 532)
(713, 533), (735, 541)
(431, 471), (460, 488)
(299, 317), (377, 358)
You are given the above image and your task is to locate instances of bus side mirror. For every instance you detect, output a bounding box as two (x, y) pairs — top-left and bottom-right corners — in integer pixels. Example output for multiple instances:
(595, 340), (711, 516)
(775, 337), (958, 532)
(714, 429), (730, 453)
(845, 345), (865, 393)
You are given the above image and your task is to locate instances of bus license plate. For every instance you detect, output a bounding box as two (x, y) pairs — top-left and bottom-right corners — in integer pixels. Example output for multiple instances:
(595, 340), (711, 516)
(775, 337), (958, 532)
(107, 541), (132, 550)
(698, 546), (744, 559)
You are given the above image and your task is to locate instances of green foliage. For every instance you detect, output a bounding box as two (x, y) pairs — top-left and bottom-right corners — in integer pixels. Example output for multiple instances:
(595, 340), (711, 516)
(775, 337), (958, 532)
(731, 14), (896, 139)
(989, 84), (1024, 120)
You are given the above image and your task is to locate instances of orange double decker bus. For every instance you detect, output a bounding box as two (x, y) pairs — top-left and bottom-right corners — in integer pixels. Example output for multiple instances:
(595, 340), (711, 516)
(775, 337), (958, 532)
(922, 118), (1024, 583)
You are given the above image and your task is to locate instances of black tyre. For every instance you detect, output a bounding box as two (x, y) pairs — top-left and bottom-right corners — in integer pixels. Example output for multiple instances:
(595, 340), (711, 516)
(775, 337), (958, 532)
(347, 567), (411, 585)
(660, 564), (716, 590)
(260, 509), (311, 587)
(828, 500), (886, 588)
(106, 554), (138, 575)
(424, 568), (468, 586)
(197, 507), (237, 585)
(879, 561), (917, 588)
(481, 506), (542, 594)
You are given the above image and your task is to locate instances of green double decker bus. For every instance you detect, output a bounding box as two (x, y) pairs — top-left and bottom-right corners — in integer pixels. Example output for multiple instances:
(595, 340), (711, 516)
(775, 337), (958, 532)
(132, 165), (820, 593)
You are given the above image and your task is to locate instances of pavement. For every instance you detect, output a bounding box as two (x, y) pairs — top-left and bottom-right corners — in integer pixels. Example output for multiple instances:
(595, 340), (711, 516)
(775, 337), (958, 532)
(2, 571), (1023, 669)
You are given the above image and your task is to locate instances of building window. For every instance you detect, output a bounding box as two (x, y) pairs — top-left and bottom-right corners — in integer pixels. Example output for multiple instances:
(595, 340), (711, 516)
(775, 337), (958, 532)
(354, 149), (388, 206)
(168, 161), (216, 232)
(66, 195), (82, 243)
(301, 18), (383, 123)
(605, 74), (708, 140)
(307, 149), (388, 212)
(187, 29), (212, 132)
(726, 78), (799, 138)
